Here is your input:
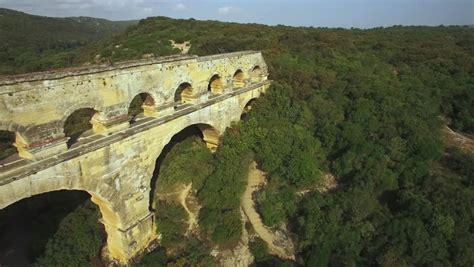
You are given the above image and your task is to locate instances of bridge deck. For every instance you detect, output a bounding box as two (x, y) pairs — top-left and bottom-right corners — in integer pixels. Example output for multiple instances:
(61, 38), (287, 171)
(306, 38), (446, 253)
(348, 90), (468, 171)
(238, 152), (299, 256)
(0, 80), (270, 185)
(0, 51), (259, 87)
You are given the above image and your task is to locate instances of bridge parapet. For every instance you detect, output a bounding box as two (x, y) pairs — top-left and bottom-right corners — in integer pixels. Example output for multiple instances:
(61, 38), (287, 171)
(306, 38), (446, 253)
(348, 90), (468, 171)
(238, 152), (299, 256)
(0, 51), (268, 160)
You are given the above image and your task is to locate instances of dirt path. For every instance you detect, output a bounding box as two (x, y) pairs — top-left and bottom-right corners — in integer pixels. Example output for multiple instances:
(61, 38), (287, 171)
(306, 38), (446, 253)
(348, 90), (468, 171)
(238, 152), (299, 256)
(179, 183), (199, 234)
(156, 183), (200, 234)
(443, 125), (474, 153)
(241, 162), (294, 260)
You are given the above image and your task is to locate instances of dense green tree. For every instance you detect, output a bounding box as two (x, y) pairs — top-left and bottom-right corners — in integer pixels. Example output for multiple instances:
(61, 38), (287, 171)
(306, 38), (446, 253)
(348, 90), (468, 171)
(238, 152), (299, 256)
(155, 201), (188, 248)
(34, 200), (104, 266)
(0, 8), (135, 74)
(138, 247), (167, 267)
(155, 136), (214, 193)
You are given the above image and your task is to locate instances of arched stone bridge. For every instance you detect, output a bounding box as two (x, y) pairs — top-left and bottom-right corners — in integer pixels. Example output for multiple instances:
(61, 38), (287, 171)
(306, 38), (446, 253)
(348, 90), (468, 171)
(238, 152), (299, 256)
(0, 51), (270, 264)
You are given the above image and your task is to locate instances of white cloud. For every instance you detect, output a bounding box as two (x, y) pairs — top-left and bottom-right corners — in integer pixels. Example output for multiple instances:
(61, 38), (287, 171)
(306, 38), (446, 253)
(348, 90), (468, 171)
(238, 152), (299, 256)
(173, 3), (187, 11)
(91, 0), (146, 8)
(78, 3), (93, 9)
(218, 6), (241, 15)
(142, 6), (153, 13)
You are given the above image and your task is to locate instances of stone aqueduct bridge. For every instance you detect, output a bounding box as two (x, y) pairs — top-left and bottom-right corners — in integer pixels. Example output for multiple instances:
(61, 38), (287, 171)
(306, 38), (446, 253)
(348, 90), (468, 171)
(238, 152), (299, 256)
(0, 51), (270, 264)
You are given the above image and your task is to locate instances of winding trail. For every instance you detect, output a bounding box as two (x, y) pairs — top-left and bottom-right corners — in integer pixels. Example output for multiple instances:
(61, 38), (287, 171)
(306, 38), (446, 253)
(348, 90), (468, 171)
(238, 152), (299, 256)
(241, 162), (295, 260)
(156, 183), (199, 234)
(443, 125), (474, 153)
(179, 183), (199, 234)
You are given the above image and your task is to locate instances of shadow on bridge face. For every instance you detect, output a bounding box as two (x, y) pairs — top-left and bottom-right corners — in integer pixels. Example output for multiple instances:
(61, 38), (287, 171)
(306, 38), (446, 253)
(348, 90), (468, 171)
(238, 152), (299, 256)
(208, 74), (224, 94)
(0, 130), (19, 166)
(251, 65), (263, 83)
(241, 98), (258, 121)
(128, 93), (155, 124)
(0, 190), (104, 265)
(63, 108), (98, 148)
(174, 83), (194, 109)
(233, 69), (246, 89)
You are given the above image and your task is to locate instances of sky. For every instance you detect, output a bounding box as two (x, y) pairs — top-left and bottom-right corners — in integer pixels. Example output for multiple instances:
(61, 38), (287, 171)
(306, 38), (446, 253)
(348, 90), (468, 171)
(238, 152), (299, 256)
(0, 0), (473, 28)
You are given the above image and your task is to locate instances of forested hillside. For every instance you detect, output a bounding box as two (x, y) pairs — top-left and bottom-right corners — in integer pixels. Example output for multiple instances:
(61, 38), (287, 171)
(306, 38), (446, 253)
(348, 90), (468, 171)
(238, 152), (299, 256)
(0, 8), (135, 74)
(1, 14), (473, 266)
(86, 17), (474, 266)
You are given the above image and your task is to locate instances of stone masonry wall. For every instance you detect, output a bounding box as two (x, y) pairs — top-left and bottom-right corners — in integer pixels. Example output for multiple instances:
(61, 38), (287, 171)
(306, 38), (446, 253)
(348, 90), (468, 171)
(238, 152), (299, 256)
(0, 51), (270, 264)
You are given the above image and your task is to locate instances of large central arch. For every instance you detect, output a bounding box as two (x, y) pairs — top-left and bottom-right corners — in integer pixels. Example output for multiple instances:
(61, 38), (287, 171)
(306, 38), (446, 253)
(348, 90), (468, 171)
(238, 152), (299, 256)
(0, 190), (104, 265)
(148, 123), (220, 210)
(0, 177), (124, 263)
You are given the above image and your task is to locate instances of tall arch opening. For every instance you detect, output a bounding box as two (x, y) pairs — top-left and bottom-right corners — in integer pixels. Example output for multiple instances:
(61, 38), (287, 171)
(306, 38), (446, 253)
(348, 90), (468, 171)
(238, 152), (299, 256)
(129, 93), (155, 123)
(148, 123), (219, 210)
(241, 98), (257, 121)
(251, 66), (263, 83)
(233, 69), (245, 89)
(0, 190), (106, 266)
(0, 130), (18, 164)
(208, 74), (224, 94)
(63, 108), (98, 148)
(174, 82), (194, 109)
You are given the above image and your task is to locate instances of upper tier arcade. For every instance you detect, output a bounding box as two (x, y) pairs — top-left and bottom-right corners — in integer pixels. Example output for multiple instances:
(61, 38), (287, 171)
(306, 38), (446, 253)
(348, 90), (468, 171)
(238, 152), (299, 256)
(0, 51), (268, 160)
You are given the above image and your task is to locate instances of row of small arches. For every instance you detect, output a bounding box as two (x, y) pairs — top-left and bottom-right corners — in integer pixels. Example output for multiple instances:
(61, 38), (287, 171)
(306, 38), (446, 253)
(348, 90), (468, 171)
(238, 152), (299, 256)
(175, 66), (261, 105)
(0, 67), (263, 162)
(130, 66), (262, 120)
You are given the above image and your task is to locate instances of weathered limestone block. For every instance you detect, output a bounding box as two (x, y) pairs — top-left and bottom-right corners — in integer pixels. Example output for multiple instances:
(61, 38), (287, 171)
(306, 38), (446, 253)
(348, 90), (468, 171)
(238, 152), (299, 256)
(91, 114), (129, 136)
(28, 138), (69, 160)
(142, 104), (160, 118)
(156, 102), (175, 117)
